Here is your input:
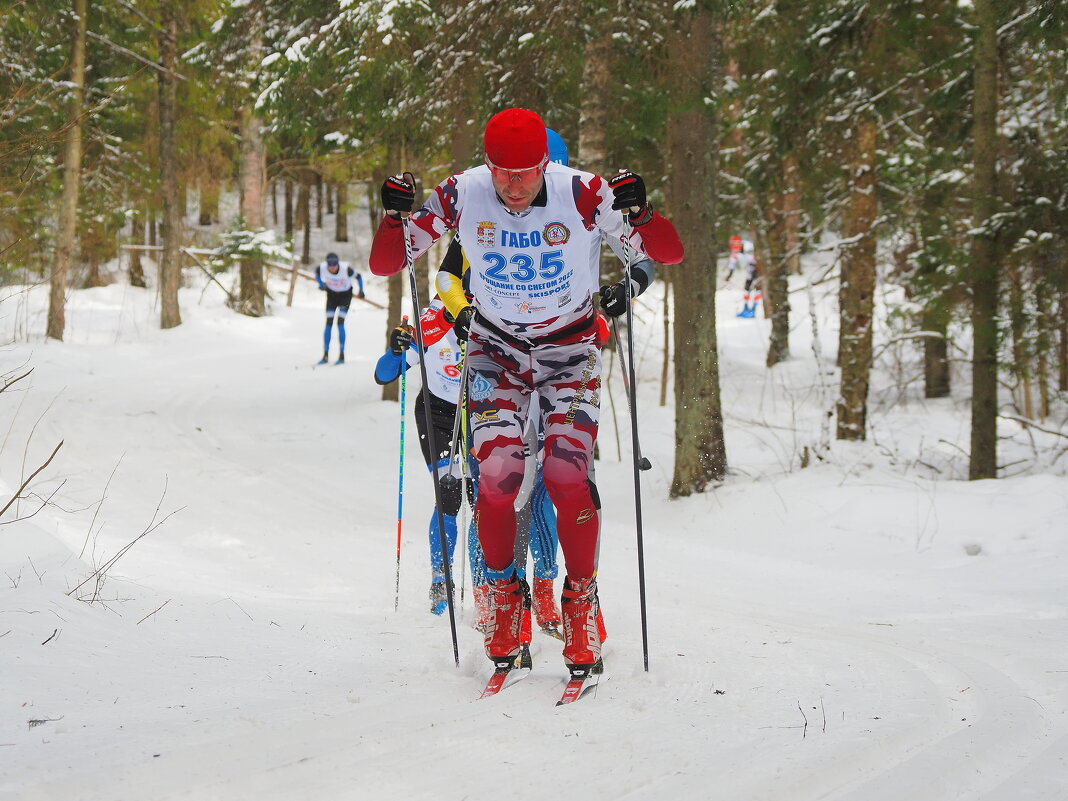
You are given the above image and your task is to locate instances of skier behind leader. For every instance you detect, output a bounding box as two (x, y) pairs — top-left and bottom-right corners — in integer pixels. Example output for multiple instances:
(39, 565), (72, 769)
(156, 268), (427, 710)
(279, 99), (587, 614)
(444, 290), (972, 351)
(724, 235), (760, 318)
(373, 298), (469, 615)
(369, 107), (684, 675)
(374, 294), (565, 635)
(315, 251), (365, 364)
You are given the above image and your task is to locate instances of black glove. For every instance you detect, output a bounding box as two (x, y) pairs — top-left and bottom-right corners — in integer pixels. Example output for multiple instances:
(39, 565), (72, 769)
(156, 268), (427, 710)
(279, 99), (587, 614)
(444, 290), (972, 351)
(599, 281), (632, 318)
(453, 305), (475, 342)
(381, 175), (415, 218)
(389, 324), (413, 354)
(608, 170), (647, 213)
(358, 290), (366, 299)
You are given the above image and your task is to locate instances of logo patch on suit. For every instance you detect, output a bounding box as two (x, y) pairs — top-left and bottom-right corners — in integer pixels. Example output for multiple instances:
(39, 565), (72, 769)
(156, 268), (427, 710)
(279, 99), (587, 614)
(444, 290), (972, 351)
(473, 410), (499, 422)
(576, 508), (595, 524)
(469, 372), (494, 402)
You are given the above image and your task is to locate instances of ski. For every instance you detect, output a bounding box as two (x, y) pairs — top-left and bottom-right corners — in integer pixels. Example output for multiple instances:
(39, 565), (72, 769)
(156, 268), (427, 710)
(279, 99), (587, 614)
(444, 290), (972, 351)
(555, 664), (600, 706)
(478, 647), (532, 699)
(539, 624), (563, 641)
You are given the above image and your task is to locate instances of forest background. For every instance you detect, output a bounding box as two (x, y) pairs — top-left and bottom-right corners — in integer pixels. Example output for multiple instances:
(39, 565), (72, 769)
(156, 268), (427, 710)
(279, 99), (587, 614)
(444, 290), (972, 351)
(2, 0), (1066, 487)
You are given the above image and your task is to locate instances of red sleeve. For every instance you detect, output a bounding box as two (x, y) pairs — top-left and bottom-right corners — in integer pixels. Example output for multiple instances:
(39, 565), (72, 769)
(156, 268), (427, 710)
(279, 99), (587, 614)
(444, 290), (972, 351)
(368, 214), (406, 276)
(636, 211), (684, 265)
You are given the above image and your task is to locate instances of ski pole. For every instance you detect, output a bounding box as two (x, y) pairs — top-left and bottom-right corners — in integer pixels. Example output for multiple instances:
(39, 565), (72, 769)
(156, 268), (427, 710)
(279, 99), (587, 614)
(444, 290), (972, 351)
(402, 210), (461, 667)
(609, 318), (652, 472)
(618, 221), (650, 672)
(393, 315), (409, 612)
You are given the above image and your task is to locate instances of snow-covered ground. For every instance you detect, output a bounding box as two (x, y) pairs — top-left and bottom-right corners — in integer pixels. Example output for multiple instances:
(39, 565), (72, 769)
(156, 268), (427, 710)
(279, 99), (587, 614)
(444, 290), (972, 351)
(1, 208), (1066, 800)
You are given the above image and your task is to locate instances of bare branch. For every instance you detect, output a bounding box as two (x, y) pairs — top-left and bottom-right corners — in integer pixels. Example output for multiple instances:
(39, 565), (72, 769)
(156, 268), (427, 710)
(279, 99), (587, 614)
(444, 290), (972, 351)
(3, 480), (67, 524)
(79, 455), (124, 559)
(85, 31), (188, 81)
(67, 479), (184, 600)
(0, 440), (63, 520)
(997, 414), (1068, 441)
(137, 599), (171, 624)
(0, 369), (32, 394)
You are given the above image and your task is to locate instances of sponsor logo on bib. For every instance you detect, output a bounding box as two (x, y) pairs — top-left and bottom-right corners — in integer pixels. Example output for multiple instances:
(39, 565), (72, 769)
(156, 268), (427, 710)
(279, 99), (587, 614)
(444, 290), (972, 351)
(543, 222), (570, 246)
(476, 221), (496, 248)
(516, 300), (547, 315)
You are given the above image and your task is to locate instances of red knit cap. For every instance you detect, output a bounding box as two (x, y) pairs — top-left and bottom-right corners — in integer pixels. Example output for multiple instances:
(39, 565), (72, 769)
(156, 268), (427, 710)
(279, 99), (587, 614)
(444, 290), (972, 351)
(483, 108), (548, 170)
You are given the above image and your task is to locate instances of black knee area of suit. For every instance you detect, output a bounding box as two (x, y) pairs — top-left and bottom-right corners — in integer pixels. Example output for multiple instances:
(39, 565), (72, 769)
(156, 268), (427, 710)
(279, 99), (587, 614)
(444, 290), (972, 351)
(441, 475), (463, 516)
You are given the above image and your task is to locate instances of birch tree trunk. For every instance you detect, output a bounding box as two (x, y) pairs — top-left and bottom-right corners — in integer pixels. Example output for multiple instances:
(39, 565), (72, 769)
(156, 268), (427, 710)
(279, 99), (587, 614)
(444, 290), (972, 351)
(923, 306), (950, 398)
(1057, 275), (1067, 392)
(199, 176), (219, 225)
(666, 7), (727, 496)
(335, 181), (349, 242)
(284, 178), (294, 239)
(129, 214), (146, 288)
(764, 179), (790, 367)
(969, 0), (1000, 479)
(238, 95), (267, 316)
(46, 0), (87, 342)
(297, 174), (311, 264)
(315, 173), (323, 229)
(157, 2), (182, 330)
(450, 91), (476, 173)
(578, 31), (612, 173)
(836, 115), (878, 441)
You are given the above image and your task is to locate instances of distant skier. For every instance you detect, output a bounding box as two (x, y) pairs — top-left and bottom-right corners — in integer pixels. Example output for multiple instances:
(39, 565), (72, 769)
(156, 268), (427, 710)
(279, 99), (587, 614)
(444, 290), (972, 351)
(370, 107), (684, 675)
(316, 252), (365, 364)
(725, 236), (760, 318)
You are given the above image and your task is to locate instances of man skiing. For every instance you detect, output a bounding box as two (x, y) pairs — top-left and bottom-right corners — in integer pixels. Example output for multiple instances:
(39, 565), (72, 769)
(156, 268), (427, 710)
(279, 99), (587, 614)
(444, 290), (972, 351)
(432, 127), (642, 645)
(369, 107), (684, 675)
(316, 251), (365, 364)
(725, 235), (760, 318)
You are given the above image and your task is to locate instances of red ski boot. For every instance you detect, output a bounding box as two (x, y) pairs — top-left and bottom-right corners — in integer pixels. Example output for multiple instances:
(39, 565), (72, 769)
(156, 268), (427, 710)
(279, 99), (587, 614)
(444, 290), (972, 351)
(483, 575), (524, 667)
(532, 576), (562, 637)
(560, 576), (603, 671)
(472, 584), (491, 633)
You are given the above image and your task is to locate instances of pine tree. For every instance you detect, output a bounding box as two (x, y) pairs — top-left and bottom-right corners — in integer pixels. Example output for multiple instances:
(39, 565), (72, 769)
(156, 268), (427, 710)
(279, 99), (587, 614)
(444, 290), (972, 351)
(665, 1), (727, 495)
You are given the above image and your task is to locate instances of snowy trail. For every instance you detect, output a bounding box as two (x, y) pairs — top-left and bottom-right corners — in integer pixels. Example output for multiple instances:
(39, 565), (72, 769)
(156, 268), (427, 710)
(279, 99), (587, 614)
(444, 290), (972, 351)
(2, 276), (1066, 800)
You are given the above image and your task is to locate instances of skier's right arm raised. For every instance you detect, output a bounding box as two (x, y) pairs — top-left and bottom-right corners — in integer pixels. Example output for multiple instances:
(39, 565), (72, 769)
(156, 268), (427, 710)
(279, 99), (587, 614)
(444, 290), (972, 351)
(369, 174), (461, 276)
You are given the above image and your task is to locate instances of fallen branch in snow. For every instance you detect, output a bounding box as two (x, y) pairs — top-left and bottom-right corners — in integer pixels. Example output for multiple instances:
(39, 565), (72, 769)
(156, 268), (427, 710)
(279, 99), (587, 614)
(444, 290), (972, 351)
(997, 414), (1068, 441)
(0, 440), (63, 521)
(1, 480), (67, 525)
(797, 702), (808, 739)
(27, 717), (63, 730)
(67, 479), (184, 603)
(137, 599), (171, 624)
